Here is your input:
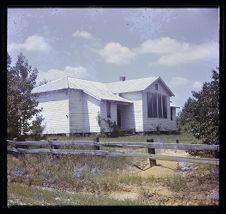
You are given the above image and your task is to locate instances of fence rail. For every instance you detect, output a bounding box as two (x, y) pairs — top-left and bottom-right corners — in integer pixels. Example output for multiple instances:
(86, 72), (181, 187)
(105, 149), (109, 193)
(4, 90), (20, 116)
(7, 140), (219, 151)
(7, 138), (219, 166)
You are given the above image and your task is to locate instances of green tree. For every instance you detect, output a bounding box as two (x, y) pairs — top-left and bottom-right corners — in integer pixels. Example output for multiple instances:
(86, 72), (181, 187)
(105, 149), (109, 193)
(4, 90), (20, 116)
(191, 70), (219, 144)
(178, 69), (219, 157)
(177, 97), (197, 132)
(30, 114), (45, 140)
(7, 53), (44, 139)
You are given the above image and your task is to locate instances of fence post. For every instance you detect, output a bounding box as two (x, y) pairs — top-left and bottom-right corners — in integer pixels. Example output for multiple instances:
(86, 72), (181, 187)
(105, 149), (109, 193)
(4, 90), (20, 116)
(94, 137), (100, 150)
(147, 139), (156, 167)
(51, 139), (59, 149)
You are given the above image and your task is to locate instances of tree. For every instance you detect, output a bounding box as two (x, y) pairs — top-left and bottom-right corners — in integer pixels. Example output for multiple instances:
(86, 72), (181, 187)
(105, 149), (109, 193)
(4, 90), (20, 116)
(30, 114), (45, 140)
(177, 97), (197, 132)
(7, 53), (44, 139)
(178, 69), (219, 157)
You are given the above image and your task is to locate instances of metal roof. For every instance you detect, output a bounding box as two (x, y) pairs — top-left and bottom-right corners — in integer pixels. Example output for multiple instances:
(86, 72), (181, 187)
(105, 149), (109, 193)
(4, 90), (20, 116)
(68, 77), (132, 103)
(105, 76), (174, 96)
(32, 75), (174, 102)
(32, 76), (132, 103)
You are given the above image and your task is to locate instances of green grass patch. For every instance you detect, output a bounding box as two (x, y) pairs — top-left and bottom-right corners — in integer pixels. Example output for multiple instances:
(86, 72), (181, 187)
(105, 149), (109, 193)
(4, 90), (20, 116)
(8, 183), (145, 206)
(39, 132), (201, 144)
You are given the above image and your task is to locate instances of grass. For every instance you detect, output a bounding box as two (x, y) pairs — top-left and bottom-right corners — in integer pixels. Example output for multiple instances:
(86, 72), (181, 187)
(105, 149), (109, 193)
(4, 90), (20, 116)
(34, 131), (202, 144)
(7, 132), (218, 206)
(8, 183), (145, 206)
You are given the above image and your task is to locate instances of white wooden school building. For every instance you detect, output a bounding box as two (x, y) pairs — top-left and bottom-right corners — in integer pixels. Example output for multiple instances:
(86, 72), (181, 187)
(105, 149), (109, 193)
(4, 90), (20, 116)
(32, 76), (179, 134)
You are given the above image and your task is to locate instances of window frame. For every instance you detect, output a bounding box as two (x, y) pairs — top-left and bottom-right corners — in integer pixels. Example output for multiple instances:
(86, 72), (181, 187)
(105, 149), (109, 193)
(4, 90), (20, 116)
(147, 92), (167, 119)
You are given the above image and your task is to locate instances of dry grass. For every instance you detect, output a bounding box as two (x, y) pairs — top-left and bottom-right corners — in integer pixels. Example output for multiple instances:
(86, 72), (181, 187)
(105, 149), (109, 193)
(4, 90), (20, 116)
(7, 133), (218, 206)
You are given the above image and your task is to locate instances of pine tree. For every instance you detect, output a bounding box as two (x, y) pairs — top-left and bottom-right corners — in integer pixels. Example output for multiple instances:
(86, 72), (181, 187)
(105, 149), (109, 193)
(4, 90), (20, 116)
(7, 53), (44, 138)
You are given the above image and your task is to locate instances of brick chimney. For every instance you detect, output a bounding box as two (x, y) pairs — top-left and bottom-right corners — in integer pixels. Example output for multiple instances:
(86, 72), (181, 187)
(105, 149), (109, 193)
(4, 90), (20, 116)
(119, 76), (126, 81)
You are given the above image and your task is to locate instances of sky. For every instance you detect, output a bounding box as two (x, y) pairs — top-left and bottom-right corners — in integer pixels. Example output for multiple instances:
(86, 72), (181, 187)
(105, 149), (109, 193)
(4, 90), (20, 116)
(7, 8), (219, 112)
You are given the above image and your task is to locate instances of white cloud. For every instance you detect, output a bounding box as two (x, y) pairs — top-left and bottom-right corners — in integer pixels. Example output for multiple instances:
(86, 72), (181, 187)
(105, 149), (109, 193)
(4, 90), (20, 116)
(169, 77), (190, 86)
(192, 81), (203, 91)
(156, 42), (218, 66)
(169, 78), (203, 92)
(96, 37), (218, 66)
(98, 42), (136, 64)
(9, 35), (51, 52)
(72, 31), (95, 40)
(138, 37), (189, 54)
(37, 66), (88, 82)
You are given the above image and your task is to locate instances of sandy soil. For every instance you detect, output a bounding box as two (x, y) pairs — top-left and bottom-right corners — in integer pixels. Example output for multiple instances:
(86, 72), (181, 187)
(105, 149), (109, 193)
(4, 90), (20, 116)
(108, 150), (218, 205)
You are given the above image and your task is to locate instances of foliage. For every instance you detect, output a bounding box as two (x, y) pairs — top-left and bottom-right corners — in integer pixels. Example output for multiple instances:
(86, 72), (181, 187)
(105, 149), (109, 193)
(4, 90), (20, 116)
(177, 97), (197, 132)
(96, 112), (122, 137)
(30, 114), (45, 140)
(178, 69), (219, 157)
(7, 53), (44, 138)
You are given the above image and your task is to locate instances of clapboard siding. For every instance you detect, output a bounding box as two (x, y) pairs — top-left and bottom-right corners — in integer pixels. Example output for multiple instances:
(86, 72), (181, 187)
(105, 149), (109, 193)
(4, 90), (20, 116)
(120, 92), (143, 132)
(36, 90), (70, 134)
(84, 94), (101, 133)
(68, 89), (84, 133)
(171, 107), (176, 121)
(142, 80), (176, 131)
(34, 78), (176, 134)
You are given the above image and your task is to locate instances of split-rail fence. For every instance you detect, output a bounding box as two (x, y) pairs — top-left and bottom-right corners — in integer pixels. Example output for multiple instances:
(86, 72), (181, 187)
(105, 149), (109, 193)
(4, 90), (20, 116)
(7, 138), (219, 166)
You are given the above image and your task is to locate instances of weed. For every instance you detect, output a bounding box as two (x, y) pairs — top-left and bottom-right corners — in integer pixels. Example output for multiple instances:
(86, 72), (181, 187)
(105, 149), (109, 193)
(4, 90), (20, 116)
(162, 176), (188, 192)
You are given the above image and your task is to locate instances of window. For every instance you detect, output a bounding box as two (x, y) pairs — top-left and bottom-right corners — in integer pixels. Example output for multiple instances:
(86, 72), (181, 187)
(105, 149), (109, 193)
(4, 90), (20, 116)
(147, 93), (167, 118)
(162, 95), (167, 118)
(158, 94), (163, 118)
(155, 84), (158, 90)
(170, 107), (173, 120)
(107, 101), (111, 118)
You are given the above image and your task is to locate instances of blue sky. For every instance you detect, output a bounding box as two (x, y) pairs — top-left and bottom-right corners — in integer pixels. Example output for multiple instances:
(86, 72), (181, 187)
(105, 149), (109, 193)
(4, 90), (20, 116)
(7, 8), (219, 112)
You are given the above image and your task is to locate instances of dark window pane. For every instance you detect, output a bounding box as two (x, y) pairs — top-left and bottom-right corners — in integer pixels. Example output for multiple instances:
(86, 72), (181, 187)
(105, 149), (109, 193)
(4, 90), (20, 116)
(158, 94), (163, 118)
(147, 92), (152, 117)
(171, 107), (173, 120)
(162, 96), (167, 118)
(153, 93), (157, 118)
(107, 101), (111, 118)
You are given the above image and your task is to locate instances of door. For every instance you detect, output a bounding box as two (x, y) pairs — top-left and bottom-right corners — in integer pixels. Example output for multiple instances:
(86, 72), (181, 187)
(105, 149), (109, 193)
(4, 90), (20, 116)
(117, 108), (121, 128)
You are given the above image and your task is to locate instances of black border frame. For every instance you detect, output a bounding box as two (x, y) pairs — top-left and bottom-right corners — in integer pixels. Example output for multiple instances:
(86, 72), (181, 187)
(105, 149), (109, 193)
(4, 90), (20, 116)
(1, 0), (224, 211)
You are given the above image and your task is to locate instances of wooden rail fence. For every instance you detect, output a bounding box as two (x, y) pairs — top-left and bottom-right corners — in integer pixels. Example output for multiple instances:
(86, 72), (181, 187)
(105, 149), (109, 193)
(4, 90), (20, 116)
(7, 138), (219, 166)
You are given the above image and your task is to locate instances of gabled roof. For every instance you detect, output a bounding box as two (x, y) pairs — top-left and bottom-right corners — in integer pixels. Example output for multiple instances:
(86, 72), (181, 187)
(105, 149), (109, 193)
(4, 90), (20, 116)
(32, 75), (174, 102)
(106, 76), (174, 96)
(32, 77), (132, 103)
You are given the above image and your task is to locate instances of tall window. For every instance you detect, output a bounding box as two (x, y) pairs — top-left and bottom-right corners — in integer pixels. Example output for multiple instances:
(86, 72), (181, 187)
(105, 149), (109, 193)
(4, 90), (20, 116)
(162, 95), (167, 118)
(147, 93), (167, 118)
(107, 101), (111, 118)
